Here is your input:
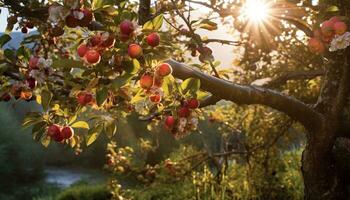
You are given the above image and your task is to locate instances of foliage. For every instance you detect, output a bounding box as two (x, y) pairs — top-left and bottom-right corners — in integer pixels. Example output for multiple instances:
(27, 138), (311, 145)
(56, 183), (111, 200)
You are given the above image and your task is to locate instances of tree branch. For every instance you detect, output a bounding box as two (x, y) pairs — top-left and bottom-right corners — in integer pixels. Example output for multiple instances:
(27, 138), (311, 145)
(166, 59), (323, 131)
(138, 0), (151, 25)
(260, 69), (324, 88)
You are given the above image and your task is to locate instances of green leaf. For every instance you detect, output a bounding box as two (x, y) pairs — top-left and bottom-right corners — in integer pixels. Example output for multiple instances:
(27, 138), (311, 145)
(105, 122), (117, 139)
(152, 14), (164, 31)
(199, 19), (218, 31)
(0, 34), (11, 48)
(40, 136), (51, 148)
(326, 6), (339, 12)
(52, 59), (84, 69)
(143, 14), (163, 31)
(112, 73), (135, 89)
(96, 87), (108, 106)
(86, 125), (103, 146)
(41, 89), (53, 111)
(71, 121), (90, 129)
(180, 78), (201, 96)
(68, 115), (77, 125)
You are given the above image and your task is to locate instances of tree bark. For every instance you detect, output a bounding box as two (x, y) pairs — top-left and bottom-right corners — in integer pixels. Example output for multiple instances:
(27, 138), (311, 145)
(302, 50), (350, 199)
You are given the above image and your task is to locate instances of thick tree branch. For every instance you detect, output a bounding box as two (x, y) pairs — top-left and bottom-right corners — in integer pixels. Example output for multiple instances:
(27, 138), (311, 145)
(166, 59), (323, 131)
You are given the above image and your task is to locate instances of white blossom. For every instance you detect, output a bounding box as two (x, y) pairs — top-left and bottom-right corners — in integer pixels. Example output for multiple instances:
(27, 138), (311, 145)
(329, 32), (350, 52)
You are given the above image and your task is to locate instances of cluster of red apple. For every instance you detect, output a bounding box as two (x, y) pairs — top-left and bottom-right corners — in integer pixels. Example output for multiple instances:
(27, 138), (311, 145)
(308, 16), (348, 54)
(47, 124), (74, 142)
(65, 8), (93, 28)
(164, 98), (200, 138)
(76, 91), (95, 106)
(139, 63), (173, 103)
(21, 21), (35, 34)
(0, 57), (44, 102)
(77, 32), (116, 65)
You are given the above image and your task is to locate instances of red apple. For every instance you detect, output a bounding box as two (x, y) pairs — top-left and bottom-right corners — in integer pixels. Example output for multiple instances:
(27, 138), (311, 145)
(80, 8), (93, 27)
(77, 44), (89, 57)
(321, 20), (334, 37)
(21, 27), (28, 34)
(178, 107), (190, 118)
(20, 90), (33, 101)
(156, 63), (172, 77)
(51, 26), (65, 37)
(146, 32), (160, 47)
(26, 22), (34, 29)
(61, 126), (74, 139)
(119, 33), (131, 42)
(154, 77), (164, 87)
(128, 44), (143, 59)
(90, 34), (102, 46)
(11, 84), (22, 99)
(48, 124), (61, 138)
(308, 38), (325, 54)
(140, 74), (154, 90)
(84, 49), (101, 64)
(120, 20), (134, 35)
(149, 94), (161, 103)
(101, 34), (116, 48)
(77, 91), (93, 106)
(186, 98), (199, 109)
(165, 116), (175, 128)
(1, 93), (11, 102)
(65, 13), (79, 28)
(25, 78), (37, 89)
(329, 16), (341, 23)
(29, 57), (39, 69)
(333, 21), (347, 35)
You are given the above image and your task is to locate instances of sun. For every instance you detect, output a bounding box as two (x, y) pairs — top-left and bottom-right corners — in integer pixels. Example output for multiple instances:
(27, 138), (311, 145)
(241, 0), (270, 23)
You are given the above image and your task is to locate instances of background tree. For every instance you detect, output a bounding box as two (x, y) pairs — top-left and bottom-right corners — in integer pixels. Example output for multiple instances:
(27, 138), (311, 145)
(1, 0), (350, 199)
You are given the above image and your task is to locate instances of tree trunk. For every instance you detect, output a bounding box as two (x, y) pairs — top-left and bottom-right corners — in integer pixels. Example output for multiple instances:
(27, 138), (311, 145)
(302, 123), (348, 199)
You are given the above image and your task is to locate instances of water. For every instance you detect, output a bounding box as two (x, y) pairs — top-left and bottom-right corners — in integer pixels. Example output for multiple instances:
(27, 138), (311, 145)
(44, 167), (107, 188)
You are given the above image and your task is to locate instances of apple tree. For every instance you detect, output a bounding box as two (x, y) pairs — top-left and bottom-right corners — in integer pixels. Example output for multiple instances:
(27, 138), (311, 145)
(1, 0), (350, 199)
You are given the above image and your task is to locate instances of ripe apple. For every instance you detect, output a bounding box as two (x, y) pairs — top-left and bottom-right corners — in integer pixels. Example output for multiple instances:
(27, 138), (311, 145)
(77, 91), (94, 106)
(101, 34), (116, 48)
(156, 63), (172, 77)
(154, 77), (164, 87)
(77, 43), (89, 57)
(146, 32), (160, 47)
(119, 33), (131, 42)
(20, 90), (33, 100)
(1, 93), (11, 102)
(84, 49), (101, 64)
(149, 93), (161, 103)
(11, 84), (22, 100)
(321, 20), (334, 37)
(333, 21), (347, 35)
(61, 126), (74, 139)
(329, 16), (341, 23)
(29, 57), (39, 69)
(165, 116), (175, 128)
(80, 8), (93, 27)
(120, 20), (134, 35)
(308, 38), (325, 54)
(90, 34), (102, 46)
(65, 13), (79, 28)
(25, 78), (37, 89)
(186, 98), (200, 109)
(140, 74), (154, 90)
(48, 124), (61, 138)
(128, 44), (143, 59)
(178, 107), (190, 118)
(21, 27), (28, 34)
(26, 22), (34, 29)
(51, 26), (65, 37)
